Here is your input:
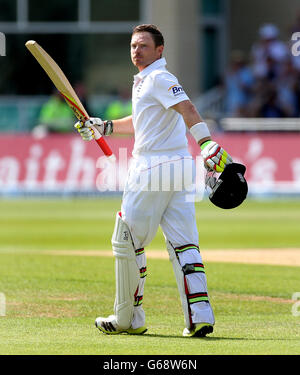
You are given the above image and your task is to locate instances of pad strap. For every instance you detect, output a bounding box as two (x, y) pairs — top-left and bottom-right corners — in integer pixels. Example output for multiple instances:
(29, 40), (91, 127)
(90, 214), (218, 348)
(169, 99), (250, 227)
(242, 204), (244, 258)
(182, 263), (205, 275)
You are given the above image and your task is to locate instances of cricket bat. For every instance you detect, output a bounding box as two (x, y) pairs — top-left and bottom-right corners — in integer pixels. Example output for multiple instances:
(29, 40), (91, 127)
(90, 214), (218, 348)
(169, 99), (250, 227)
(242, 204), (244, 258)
(25, 40), (115, 160)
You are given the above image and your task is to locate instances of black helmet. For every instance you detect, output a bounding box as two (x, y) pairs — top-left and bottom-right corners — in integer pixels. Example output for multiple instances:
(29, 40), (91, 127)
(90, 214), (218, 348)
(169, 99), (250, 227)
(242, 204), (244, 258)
(205, 163), (248, 209)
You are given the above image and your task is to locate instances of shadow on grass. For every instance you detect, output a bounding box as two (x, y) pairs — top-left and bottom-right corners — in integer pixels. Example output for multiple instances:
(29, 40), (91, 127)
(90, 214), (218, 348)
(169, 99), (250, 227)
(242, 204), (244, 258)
(143, 333), (300, 341)
(141, 333), (240, 340)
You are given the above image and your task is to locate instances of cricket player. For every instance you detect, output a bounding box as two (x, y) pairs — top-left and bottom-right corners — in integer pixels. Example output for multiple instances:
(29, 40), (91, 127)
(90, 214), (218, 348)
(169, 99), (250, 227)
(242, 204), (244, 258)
(75, 24), (233, 337)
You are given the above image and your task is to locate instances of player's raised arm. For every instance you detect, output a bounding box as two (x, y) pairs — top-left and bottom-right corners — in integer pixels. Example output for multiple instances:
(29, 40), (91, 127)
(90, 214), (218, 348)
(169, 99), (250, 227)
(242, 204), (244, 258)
(172, 100), (233, 173)
(110, 115), (134, 134)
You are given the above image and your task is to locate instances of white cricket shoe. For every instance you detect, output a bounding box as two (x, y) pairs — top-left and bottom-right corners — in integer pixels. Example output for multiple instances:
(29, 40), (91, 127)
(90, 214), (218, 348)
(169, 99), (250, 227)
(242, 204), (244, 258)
(95, 315), (147, 335)
(183, 323), (214, 337)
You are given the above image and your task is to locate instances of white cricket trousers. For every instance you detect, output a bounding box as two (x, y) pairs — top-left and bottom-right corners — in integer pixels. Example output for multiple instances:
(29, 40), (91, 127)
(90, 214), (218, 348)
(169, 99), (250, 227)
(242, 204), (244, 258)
(120, 149), (215, 329)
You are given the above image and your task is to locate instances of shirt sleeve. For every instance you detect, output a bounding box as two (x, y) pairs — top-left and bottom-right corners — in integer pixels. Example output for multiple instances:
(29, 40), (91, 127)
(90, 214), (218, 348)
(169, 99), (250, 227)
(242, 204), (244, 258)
(153, 72), (190, 109)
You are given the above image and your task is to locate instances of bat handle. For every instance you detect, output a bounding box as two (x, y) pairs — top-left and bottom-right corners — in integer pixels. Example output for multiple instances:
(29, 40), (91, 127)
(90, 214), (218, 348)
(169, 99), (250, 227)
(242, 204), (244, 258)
(95, 137), (116, 162)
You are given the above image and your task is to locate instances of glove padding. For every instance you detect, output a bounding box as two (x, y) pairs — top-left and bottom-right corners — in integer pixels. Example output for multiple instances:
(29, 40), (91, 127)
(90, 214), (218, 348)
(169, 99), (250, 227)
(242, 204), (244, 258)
(74, 117), (113, 141)
(201, 140), (233, 173)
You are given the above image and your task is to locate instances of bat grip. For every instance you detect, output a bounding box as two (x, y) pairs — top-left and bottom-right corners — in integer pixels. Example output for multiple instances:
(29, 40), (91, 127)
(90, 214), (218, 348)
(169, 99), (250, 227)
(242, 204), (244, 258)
(95, 136), (116, 161)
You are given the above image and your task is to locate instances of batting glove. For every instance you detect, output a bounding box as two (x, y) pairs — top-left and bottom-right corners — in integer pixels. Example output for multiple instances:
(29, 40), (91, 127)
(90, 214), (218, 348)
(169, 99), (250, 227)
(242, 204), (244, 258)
(74, 117), (113, 141)
(200, 140), (233, 173)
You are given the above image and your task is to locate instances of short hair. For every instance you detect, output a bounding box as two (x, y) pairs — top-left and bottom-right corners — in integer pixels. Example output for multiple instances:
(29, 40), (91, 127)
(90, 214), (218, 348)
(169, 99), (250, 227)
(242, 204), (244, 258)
(132, 24), (164, 47)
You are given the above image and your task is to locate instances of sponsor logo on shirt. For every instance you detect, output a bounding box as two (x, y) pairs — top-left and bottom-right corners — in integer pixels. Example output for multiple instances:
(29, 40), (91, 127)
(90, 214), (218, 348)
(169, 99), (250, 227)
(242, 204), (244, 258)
(168, 84), (185, 97)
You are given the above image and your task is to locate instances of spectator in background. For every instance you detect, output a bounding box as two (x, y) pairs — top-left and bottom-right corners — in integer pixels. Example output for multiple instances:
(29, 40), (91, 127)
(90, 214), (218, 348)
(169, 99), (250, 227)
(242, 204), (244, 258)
(32, 90), (74, 138)
(249, 79), (288, 118)
(294, 73), (300, 116)
(245, 22), (300, 118)
(224, 50), (255, 116)
(104, 88), (132, 120)
(276, 59), (299, 117)
(251, 23), (289, 81)
(224, 21), (300, 119)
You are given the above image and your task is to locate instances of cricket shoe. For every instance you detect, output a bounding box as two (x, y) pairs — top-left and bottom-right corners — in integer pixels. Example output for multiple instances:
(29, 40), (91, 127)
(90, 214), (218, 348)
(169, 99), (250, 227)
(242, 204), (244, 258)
(95, 315), (147, 335)
(183, 323), (214, 337)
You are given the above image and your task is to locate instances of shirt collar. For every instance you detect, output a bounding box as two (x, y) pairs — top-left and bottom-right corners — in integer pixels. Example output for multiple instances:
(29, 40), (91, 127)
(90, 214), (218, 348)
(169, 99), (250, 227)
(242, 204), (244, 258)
(134, 57), (167, 82)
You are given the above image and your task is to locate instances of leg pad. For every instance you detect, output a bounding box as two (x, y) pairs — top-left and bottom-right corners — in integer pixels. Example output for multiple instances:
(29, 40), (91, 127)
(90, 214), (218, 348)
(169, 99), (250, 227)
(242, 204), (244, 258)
(112, 212), (140, 329)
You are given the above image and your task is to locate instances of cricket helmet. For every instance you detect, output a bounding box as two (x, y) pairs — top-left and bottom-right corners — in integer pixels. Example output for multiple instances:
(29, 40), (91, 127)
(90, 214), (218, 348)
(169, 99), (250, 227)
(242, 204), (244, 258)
(205, 163), (248, 209)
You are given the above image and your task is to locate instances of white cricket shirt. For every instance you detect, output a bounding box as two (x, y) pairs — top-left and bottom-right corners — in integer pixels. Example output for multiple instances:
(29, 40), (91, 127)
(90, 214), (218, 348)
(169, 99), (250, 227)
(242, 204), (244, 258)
(132, 57), (190, 155)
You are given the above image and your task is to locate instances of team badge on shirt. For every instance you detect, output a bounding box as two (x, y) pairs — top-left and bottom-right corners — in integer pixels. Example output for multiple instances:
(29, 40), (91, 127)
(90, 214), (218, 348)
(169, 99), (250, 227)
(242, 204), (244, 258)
(168, 84), (185, 97)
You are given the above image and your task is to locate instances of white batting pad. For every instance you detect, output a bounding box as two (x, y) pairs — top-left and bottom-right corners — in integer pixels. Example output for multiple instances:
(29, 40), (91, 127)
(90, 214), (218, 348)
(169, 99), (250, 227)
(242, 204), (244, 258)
(166, 240), (215, 330)
(112, 212), (140, 329)
(166, 240), (192, 329)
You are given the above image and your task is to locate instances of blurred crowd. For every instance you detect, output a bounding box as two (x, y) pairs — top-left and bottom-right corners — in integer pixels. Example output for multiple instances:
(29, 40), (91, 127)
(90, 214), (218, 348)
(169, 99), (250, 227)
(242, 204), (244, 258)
(32, 18), (300, 138)
(32, 85), (132, 138)
(224, 19), (300, 118)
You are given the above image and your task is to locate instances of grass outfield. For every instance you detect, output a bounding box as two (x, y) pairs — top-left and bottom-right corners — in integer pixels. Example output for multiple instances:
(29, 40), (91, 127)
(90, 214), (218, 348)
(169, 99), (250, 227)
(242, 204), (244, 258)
(0, 198), (300, 355)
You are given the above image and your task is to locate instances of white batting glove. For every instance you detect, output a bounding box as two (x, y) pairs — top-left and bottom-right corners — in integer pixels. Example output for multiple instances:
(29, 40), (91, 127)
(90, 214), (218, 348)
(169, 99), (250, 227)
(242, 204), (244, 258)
(74, 117), (113, 141)
(200, 140), (233, 173)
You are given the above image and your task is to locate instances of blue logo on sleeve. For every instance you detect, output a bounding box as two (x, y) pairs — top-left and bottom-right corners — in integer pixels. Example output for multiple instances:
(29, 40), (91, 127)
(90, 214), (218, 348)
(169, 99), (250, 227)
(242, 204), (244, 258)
(168, 84), (184, 96)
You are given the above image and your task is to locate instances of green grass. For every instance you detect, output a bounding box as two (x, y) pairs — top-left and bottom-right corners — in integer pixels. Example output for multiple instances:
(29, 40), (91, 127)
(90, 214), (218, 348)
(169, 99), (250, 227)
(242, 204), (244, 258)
(1, 197), (300, 251)
(0, 198), (300, 355)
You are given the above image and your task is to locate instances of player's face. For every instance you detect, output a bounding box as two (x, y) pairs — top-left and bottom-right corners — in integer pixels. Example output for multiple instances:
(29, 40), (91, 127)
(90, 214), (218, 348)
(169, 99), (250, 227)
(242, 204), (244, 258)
(130, 32), (164, 71)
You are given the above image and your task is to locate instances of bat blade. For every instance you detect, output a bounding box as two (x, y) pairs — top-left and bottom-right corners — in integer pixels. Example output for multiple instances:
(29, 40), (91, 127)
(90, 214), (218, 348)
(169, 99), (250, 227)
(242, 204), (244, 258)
(25, 40), (114, 159)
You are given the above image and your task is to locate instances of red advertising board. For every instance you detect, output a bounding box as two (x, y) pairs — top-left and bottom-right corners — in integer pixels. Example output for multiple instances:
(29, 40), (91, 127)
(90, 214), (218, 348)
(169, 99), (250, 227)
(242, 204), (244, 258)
(0, 133), (299, 194)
